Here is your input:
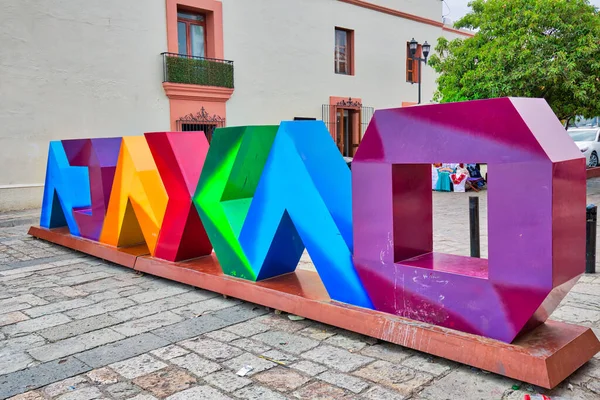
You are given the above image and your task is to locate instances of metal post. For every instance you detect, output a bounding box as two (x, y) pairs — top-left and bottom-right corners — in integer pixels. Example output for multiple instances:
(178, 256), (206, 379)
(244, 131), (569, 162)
(586, 204), (597, 274)
(417, 58), (422, 105)
(469, 197), (480, 258)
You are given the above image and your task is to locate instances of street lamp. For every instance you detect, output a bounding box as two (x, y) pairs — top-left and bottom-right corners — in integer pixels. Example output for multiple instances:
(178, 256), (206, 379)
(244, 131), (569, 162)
(409, 38), (431, 104)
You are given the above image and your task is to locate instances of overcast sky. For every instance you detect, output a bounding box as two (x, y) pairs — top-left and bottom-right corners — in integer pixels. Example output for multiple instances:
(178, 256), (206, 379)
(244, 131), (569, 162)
(443, 0), (600, 23)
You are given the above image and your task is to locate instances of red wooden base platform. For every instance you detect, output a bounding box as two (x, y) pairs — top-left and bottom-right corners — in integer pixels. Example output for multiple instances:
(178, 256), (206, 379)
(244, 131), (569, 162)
(29, 225), (600, 389)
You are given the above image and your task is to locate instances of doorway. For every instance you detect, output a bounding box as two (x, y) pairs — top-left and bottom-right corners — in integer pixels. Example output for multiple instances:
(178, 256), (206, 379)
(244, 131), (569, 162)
(336, 108), (360, 157)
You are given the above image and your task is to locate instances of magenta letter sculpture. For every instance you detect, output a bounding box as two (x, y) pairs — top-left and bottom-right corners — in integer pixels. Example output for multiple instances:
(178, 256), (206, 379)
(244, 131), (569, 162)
(352, 97), (586, 343)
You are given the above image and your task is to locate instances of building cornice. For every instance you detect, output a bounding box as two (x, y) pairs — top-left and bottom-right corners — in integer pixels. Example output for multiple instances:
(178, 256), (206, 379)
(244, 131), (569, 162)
(338, 0), (474, 37)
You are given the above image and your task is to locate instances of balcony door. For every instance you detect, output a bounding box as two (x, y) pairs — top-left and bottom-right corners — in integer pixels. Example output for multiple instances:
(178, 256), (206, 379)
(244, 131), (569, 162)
(177, 10), (206, 57)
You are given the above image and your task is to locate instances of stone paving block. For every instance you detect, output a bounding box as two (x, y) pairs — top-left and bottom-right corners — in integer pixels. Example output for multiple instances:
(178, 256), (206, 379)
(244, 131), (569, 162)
(0, 357), (91, 399)
(353, 360), (434, 396)
(1, 262), (72, 276)
(28, 328), (125, 362)
(254, 366), (310, 391)
(112, 311), (184, 337)
(203, 329), (240, 342)
(105, 382), (142, 399)
(551, 305), (600, 324)
(292, 381), (353, 399)
(170, 353), (221, 377)
(50, 258), (88, 267)
(64, 298), (136, 320)
(230, 338), (272, 354)
(302, 345), (374, 372)
(0, 302), (32, 314)
(290, 360), (328, 376)
(360, 342), (414, 363)
(74, 332), (170, 368)
(416, 368), (516, 400)
(179, 337), (243, 361)
(151, 314), (230, 343)
(133, 367), (197, 398)
(0, 311), (29, 327)
(171, 297), (241, 319)
(34, 288), (71, 303)
(203, 370), (252, 392)
(110, 293), (205, 321)
(361, 385), (406, 400)
(323, 331), (376, 352)
(128, 286), (190, 304)
(73, 278), (129, 293)
(39, 314), (121, 342)
(255, 313), (313, 333)
(233, 384), (288, 400)
(113, 285), (147, 298)
(401, 354), (454, 376)
(150, 345), (190, 361)
(110, 354), (167, 379)
(261, 349), (298, 365)
(564, 292), (600, 311)
(43, 375), (88, 397)
(24, 299), (92, 318)
(211, 303), (270, 324)
(572, 283), (600, 296)
(165, 385), (233, 400)
(253, 331), (319, 355)
(317, 370), (370, 393)
(297, 324), (337, 341)
(223, 352), (276, 376)
(223, 320), (271, 337)
(6, 390), (45, 400)
(0, 272), (34, 284)
(55, 386), (102, 400)
(2, 313), (71, 336)
(1, 333), (46, 351)
(86, 368), (120, 385)
(0, 351), (37, 375)
(85, 290), (121, 303)
(54, 272), (113, 287)
(1, 294), (48, 307)
(127, 395), (159, 400)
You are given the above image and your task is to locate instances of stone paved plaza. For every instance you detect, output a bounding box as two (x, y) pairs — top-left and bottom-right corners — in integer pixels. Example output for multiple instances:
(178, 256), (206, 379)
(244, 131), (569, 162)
(0, 183), (599, 399)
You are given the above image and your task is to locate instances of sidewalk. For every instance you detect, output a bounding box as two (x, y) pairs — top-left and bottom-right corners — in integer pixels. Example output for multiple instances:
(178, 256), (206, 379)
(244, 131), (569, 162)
(0, 185), (598, 400)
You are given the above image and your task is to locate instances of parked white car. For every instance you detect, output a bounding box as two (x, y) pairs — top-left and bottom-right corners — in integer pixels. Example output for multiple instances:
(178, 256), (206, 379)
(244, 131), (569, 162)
(568, 128), (600, 168)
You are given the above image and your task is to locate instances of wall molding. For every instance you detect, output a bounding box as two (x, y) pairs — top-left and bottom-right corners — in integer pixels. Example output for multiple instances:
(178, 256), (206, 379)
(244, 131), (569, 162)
(162, 82), (234, 102)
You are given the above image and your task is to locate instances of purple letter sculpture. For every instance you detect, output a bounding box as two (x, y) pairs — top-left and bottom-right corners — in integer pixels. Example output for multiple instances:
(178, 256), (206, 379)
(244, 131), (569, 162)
(352, 97), (586, 343)
(61, 138), (122, 241)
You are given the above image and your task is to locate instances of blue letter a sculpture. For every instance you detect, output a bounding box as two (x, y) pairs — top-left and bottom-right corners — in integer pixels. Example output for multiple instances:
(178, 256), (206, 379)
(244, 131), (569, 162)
(239, 121), (373, 309)
(40, 141), (91, 236)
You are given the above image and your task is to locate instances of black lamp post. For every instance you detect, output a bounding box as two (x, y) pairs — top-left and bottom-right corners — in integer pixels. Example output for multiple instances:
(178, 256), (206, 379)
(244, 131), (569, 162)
(409, 38), (431, 104)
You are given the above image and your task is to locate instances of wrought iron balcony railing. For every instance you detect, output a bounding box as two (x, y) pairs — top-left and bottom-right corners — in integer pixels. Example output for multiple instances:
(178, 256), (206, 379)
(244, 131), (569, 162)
(162, 52), (234, 88)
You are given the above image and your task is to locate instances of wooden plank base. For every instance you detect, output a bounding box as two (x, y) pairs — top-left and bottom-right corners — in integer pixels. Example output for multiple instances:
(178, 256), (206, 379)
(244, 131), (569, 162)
(28, 225), (600, 389)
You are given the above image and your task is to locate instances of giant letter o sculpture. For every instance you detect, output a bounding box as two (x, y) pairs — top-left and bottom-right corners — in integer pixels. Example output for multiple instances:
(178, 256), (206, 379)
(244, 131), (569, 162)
(352, 97), (586, 342)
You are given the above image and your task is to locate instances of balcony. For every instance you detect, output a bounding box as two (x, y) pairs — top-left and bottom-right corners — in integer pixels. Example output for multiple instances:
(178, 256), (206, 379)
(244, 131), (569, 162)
(161, 52), (234, 89)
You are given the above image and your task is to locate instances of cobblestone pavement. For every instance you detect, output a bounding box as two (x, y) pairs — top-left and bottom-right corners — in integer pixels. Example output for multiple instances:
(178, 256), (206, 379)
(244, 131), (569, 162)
(1, 182), (600, 399)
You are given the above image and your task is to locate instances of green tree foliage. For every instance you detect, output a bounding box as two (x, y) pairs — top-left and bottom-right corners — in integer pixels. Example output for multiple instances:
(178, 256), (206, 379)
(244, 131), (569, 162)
(428, 0), (600, 121)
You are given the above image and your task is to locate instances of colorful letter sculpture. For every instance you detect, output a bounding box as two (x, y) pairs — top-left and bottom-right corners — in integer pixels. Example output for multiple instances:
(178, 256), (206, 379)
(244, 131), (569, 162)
(352, 97), (586, 342)
(40, 141), (91, 236)
(100, 136), (169, 254)
(145, 131), (212, 261)
(61, 138), (121, 240)
(193, 122), (373, 308)
(32, 100), (599, 388)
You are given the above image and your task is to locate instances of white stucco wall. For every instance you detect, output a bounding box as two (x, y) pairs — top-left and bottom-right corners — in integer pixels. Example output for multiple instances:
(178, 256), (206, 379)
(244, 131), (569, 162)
(222, 0), (445, 126)
(0, 0), (170, 210)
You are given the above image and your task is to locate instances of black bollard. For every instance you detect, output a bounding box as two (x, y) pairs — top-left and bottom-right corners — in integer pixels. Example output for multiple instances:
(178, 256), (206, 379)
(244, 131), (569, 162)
(469, 197), (480, 258)
(586, 204), (597, 274)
